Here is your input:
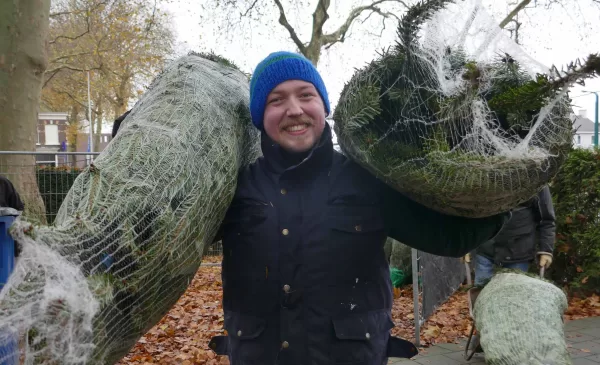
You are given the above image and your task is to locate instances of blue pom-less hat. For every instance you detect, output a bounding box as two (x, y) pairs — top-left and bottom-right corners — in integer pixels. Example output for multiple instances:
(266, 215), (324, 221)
(249, 51), (330, 129)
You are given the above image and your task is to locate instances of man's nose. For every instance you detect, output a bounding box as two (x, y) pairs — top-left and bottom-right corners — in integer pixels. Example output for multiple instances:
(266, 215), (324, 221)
(286, 97), (303, 117)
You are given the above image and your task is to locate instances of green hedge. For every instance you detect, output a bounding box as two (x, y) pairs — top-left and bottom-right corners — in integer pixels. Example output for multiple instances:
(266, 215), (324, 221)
(550, 147), (600, 295)
(36, 166), (82, 225)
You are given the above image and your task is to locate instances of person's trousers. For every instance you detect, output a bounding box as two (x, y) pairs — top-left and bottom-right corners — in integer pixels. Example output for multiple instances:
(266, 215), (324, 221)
(474, 254), (530, 286)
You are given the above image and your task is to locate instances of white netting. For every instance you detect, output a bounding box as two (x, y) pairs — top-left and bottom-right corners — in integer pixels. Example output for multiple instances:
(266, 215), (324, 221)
(0, 54), (260, 364)
(332, 0), (599, 217)
(473, 272), (570, 365)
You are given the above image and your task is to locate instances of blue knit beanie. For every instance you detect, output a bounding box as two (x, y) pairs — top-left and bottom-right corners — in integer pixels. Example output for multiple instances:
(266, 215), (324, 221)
(249, 51), (330, 129)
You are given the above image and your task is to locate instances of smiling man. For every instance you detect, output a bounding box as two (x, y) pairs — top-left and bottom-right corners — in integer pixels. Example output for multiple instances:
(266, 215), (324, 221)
(209, 51), (508, 365)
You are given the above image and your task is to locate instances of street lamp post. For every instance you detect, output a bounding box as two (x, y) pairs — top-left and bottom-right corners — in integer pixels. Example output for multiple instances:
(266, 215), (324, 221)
(583, 90), (599, 147)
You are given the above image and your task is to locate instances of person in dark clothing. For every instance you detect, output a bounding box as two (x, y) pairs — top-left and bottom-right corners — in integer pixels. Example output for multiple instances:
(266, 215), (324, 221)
(111, 109), (131, 138)
(208, 51), (508, 365)
(470, 185), (555, 286)
(0, 175), (24, 211)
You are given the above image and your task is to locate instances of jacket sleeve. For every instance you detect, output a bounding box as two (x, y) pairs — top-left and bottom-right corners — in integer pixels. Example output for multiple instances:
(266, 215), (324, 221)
(535, 186), (556, 255)
(1, 177), (24, 211)
(382, 184), (509, 258)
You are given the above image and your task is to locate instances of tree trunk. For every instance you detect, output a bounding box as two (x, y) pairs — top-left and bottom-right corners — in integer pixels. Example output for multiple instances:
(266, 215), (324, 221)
(67, 104), (81, 167)
(94, 97), (103, 152)
(114, 73), (132, 119)
(303, 43), (321, 66)
(0, 0), (50, 223)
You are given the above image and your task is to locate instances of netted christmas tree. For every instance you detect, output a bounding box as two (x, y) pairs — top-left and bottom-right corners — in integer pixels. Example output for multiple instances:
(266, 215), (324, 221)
(0, 53), (260, 364)
(334, 0), (600, 217)
(473, 271), (570, 365)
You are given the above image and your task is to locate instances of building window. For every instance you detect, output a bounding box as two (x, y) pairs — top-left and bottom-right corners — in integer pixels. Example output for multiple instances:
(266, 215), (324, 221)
(45, 124), (59, 145)
(577, 135), (581, 144)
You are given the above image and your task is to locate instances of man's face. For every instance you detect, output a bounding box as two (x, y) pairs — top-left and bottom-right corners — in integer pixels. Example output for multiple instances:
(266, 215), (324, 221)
(263, 80), (326, 153)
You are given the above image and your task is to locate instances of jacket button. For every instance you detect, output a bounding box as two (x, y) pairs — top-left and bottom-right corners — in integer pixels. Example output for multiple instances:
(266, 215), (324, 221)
(283, 284), (290, 293)
(282, 229), (289, 236)
(237, 330), (242, 337)
(355, 225), (362, 232)
(280, 188), (287, 195)
(365, 333), (371, 340)
(282, 341), (290, 349)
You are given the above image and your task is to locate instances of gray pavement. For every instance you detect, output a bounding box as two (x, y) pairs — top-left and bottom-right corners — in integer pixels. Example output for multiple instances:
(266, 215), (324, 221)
(388, 316), (600, 365)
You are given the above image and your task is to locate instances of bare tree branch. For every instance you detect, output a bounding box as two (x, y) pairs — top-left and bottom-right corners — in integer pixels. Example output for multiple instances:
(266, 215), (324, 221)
(322, 0), (406, 47)
(499, 0), (533, 29)
(50, 10), (78, 18)
(311, 0), (331, 39)
(45, 64), (103, 75)
(273, 0), (306, 53)
(242, 0), (260, 17)
(42, 70), (62, 89)
(49, 15), (91, 44)
(56, 90), (93, 112)
(49, 50), (109, 64)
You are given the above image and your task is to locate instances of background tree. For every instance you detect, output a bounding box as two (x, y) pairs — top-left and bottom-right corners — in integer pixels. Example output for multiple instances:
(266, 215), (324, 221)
(0, 0), (51, 222)
(203, 0), (413, 65)
(42, 0), (174, 152)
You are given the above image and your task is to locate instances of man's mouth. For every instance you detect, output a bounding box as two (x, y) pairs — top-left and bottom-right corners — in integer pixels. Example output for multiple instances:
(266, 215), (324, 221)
(284, 123), (309, 133)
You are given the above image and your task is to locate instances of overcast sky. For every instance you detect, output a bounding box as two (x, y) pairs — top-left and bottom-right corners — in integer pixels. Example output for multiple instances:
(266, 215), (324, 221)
(148, 0), (600, 127)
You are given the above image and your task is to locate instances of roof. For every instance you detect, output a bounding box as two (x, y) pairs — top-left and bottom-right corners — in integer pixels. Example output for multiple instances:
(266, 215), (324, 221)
(573, 116), (596, 133)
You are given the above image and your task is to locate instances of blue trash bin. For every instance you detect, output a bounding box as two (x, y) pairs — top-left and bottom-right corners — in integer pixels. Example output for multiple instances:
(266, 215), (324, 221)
(0, 214), (16, 291)
(0, 209), (18, 365)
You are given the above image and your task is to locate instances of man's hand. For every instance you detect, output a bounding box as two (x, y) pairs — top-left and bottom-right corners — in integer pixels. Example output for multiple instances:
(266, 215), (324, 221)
(538, 253), (553, 268)
(463, 253), (471, 263)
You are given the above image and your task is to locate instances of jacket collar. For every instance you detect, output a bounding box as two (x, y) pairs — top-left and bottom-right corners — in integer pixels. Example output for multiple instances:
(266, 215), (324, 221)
(260, 122), (334, 175)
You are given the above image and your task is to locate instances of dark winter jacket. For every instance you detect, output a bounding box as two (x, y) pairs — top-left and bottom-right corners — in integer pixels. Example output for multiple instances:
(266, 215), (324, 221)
(210, 123), (507, 365)
(475, 186), (555, 264)
(111, 109), (131, 138)
(0, 175), (24, 211)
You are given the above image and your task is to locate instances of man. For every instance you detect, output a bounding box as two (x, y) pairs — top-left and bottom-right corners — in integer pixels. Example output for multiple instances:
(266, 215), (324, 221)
(209, 51), (508, 365)
(470, 185), (555, 287)
(0, 175), (24, 211)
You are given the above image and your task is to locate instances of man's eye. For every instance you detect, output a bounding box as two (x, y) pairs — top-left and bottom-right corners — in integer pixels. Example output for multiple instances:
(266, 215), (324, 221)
(301, 93), (314, 98)
(268, 98), (281, 104)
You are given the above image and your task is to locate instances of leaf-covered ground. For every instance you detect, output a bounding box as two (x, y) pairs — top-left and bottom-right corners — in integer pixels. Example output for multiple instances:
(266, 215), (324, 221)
(118, 262), (600, 365)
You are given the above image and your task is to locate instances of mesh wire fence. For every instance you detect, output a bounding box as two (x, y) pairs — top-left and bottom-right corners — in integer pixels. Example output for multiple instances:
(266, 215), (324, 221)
(419, 252), (465, 320)
(0, 153), (97, 225)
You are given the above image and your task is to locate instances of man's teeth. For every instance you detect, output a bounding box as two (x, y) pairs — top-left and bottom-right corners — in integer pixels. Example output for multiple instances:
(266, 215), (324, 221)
(286, 124), (307, 132)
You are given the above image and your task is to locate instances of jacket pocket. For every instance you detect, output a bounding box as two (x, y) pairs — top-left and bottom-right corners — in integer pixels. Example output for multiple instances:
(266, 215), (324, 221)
(331, 310), (394, 364)
(330, 214), (385, 235)
(224, 312), (267, 364)
(328, 203), (385, 238)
